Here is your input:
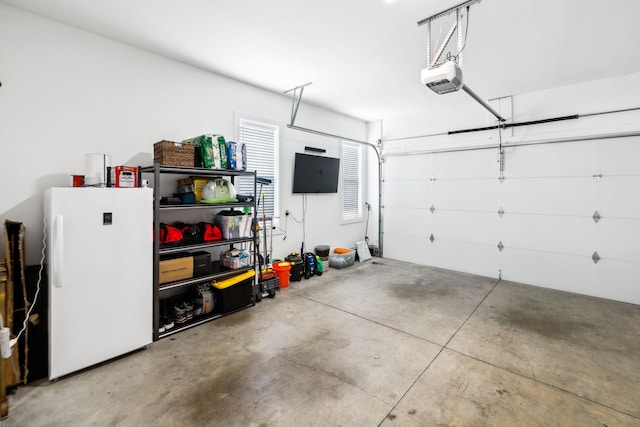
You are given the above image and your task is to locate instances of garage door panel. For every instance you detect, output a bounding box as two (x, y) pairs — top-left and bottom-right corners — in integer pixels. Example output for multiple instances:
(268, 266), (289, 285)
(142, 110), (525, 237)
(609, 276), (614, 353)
(384, 234), (429, 265)
(426, 240), (499, 279)
(501, 249), (640, 305)
(432, 180), (500, 212)
(384, 155), (432, 179)
(505, 141), (595, 177)
(432, 211), (499, 244)
(384, 179), (430, 208)
(500, 177), (592, 216)
(594, 220), (640, 261)
(594, 176), (640, 218)
(594, 138), (640, 175)
(433, 150), (498, 179)
(500, 215), (594, 255)
(384, 206), (429, 236)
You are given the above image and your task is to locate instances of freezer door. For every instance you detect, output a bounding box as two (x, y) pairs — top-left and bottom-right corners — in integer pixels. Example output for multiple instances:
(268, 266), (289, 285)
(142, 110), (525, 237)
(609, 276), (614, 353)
(46, 187), (153, 379)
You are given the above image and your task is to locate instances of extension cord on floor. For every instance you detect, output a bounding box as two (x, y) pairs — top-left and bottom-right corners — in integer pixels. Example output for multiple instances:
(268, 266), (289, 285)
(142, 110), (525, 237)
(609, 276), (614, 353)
(0, 327), (12, 359)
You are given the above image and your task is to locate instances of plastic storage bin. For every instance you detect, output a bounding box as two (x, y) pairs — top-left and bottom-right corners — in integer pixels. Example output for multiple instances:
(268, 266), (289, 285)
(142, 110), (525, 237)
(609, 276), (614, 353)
(215, 211), (252, 239)
(211, 270), (255, 313)
(220, 249), (251, 269)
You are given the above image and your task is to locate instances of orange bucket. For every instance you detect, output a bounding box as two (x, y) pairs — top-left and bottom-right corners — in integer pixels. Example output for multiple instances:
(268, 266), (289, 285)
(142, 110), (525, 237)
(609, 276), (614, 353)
(272, 261), (292, 288)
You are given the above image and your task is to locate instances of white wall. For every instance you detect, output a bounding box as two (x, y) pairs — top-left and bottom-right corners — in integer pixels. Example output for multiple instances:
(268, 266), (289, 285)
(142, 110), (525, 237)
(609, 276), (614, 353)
(0, 5), (367, 265)
(376, 72), (640, 305)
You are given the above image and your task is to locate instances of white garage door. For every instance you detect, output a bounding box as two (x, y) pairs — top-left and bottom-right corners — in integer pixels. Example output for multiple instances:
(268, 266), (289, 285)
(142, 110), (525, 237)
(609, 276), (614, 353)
(382, 137), (640, 305)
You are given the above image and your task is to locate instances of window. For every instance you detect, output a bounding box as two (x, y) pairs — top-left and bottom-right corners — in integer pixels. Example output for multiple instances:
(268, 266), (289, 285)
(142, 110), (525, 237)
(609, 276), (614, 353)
(341, 141), (363, 221)
(235, 117), (279, 225)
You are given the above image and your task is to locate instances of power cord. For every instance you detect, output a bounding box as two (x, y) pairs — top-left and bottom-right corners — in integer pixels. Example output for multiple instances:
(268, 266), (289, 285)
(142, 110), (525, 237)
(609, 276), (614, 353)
(9, 212), (46, 350)
(452, 6), (471, 63)
(302, 194), (307, 253)
(284, 195), (308, 252)
(364, 202), (371, 244)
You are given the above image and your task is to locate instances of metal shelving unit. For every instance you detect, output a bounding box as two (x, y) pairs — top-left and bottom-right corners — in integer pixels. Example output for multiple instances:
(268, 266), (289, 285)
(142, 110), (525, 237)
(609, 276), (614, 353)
(140, 164), (257, 340)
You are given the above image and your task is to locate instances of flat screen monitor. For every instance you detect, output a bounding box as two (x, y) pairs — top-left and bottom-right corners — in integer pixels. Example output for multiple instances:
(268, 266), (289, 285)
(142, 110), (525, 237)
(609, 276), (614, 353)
(292, 153), (340, 194)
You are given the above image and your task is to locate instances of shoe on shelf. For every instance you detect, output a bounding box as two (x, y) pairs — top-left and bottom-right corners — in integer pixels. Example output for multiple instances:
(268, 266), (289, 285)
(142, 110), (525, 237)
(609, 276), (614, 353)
(183, 300), (194, 321)
(159, 323), (166, 334)
(163, 316), (175, 330)
(174, 302), (187, 324)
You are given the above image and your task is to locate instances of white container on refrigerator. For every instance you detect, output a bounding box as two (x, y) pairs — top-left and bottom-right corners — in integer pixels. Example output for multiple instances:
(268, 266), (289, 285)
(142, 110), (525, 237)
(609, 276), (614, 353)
(45, 187), (153, 380)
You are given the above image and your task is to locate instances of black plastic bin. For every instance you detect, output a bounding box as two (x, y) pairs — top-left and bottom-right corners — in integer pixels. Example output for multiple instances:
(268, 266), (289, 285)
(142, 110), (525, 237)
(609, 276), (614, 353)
(213, 277), (253, 313)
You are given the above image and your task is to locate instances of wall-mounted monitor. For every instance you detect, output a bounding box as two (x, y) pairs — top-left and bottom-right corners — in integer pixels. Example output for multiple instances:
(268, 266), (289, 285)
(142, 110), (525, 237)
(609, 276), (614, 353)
(292, 153), (340, 194)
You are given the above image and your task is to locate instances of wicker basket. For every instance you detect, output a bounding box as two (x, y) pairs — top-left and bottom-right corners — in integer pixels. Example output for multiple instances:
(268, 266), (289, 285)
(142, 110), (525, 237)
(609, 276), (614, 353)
(154, 140), (195, 167)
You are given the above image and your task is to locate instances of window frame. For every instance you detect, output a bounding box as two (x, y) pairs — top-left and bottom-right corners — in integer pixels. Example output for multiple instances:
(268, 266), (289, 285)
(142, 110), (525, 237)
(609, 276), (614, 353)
(340, 140), (363, 222)
(234, 114), (280, 228)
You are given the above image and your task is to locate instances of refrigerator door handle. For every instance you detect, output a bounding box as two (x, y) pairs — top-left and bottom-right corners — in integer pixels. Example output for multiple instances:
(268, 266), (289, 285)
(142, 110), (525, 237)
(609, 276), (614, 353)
(53, 215), (64, 288)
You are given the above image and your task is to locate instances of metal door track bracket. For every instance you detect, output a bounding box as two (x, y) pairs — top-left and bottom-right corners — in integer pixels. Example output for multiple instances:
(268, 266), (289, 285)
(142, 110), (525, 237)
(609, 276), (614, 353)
(592, 251), (600, 264)
(284, 82), (313, 127)
(592, 210), (601, 223)
(497, 241), (504, 252)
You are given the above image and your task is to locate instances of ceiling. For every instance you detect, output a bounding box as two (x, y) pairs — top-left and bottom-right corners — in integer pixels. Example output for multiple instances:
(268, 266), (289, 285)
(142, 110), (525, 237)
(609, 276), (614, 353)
(2, 0), (640, 122)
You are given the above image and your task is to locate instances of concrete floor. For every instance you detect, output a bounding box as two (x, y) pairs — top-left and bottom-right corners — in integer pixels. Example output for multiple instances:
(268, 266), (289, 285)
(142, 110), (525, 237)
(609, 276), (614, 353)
(4, 259), (640, 426)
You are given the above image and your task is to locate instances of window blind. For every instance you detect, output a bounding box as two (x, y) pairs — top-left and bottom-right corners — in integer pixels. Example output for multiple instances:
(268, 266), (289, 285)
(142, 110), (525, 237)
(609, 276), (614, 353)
(341, 141), (362, 220)
(237, 119), (279, 223)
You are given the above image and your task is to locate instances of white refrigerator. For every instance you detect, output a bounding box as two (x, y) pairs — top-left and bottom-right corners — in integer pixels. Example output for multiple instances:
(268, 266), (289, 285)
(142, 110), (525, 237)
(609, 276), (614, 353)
(45, 187), (153, 380)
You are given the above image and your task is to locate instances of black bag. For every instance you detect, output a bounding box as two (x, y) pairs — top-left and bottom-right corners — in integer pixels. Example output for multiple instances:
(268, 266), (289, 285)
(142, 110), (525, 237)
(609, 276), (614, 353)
(173, 222), (203, 245)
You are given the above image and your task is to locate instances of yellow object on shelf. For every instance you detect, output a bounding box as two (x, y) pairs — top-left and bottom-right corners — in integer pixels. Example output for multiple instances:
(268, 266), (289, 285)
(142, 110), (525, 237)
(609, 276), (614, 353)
(211, 269), (255, 290)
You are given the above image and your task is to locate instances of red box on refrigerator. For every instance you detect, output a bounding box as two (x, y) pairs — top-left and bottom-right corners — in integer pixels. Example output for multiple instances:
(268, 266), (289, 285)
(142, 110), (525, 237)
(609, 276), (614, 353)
(113, 166), (138, 188)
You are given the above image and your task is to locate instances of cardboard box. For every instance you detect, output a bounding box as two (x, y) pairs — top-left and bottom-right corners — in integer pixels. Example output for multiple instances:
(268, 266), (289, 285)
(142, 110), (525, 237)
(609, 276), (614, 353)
(159, 252), (213, 284)
(159, 254), (193, 284)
